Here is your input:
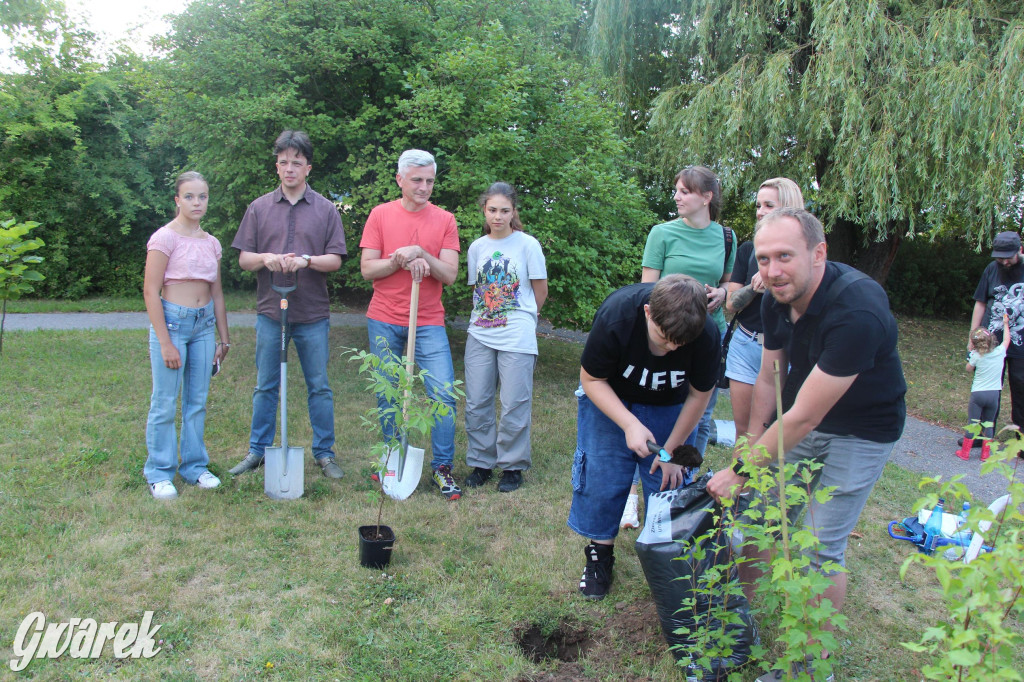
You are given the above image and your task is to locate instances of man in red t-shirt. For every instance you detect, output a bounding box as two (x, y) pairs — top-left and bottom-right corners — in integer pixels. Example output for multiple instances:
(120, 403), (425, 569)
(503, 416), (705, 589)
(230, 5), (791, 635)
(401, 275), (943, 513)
(359, 149), (462, 500)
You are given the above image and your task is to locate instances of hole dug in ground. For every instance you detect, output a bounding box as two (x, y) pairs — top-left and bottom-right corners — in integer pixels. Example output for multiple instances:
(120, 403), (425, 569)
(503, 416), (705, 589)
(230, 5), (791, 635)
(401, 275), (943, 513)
(515, 619), (593, 664)
(513, 600), (665, 682)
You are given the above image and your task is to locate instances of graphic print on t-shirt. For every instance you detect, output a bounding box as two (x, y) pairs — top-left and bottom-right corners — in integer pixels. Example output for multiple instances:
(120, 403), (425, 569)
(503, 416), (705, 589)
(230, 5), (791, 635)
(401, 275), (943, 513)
(987, 282), (1024, 347)
(621, 365), (688, 391)
(472, 250), (521, 328)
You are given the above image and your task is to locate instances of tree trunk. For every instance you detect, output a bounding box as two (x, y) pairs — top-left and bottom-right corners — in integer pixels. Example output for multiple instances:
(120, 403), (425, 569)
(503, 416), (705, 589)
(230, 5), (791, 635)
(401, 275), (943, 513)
(824, 217), (902, 285)
(853, 233), (902, 284)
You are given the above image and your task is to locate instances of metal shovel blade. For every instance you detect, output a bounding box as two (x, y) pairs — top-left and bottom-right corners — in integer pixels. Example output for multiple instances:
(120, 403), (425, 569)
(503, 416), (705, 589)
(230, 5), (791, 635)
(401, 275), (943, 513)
(265, 445), (305, 500)
(381, 443), (424, 501)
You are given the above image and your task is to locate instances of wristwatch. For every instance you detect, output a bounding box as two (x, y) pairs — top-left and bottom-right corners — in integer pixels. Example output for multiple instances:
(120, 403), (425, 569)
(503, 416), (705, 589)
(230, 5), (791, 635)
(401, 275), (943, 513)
(731, 459), (748, 476)
(300, 254), (312, 267)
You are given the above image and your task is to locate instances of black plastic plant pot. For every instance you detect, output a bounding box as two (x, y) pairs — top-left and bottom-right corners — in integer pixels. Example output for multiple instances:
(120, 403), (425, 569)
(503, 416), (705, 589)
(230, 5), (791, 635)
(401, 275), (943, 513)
(358, 525), (396, 569)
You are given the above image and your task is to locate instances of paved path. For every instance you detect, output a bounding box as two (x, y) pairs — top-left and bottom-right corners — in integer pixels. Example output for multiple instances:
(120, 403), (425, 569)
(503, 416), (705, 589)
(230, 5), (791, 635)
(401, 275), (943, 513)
(6, 311), (1012, 503)
(4, 311), (370, 331)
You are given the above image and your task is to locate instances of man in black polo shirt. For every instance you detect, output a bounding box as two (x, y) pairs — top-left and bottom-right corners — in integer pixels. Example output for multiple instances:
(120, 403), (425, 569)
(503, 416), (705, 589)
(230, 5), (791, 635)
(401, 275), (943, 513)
(969, 230), (1024, 440)
(568, 274), (720, 600)
(707, 207), (906, 677)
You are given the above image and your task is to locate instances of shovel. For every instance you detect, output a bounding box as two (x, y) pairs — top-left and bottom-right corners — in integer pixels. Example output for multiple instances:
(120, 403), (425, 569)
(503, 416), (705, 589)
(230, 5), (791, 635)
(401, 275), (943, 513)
(382, 278), (425, 501)
(264, 277), (304, 500)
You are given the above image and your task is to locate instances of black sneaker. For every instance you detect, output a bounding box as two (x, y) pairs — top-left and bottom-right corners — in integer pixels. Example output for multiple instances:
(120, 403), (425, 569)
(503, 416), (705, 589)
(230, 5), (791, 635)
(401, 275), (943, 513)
(464, 467), (493, 488)
(497, 470), (523, 493)
(578, 542), (614, 600)
(431, 465), (462, 500)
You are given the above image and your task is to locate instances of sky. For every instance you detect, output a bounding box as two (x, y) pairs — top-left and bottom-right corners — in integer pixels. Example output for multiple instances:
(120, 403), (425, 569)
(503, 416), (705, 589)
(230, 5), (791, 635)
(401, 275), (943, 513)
(64, 0), (191, 55)
(0, 0), (192, 70)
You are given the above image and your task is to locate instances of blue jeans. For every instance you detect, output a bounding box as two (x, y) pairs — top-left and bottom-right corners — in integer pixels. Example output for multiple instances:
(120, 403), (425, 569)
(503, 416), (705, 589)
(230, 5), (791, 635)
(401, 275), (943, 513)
(691, 386), (720, 454)
(724, 327), (762, 385)
(250, 315), (334, 461)
(367, 318), (456, 469)
(568, 389), (697, 541)
(145, 299), (216, 484)
(691, 327), (728, 454)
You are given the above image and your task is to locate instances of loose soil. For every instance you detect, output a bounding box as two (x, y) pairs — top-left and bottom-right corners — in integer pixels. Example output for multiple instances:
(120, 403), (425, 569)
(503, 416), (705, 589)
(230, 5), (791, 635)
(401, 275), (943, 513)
(358, 525), (395, 542)
(513, 600), (665, 681)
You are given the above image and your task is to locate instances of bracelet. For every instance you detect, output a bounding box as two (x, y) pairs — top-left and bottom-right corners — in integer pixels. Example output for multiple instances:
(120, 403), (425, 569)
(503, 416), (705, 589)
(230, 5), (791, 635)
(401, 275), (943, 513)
(218, 342), (231, 348)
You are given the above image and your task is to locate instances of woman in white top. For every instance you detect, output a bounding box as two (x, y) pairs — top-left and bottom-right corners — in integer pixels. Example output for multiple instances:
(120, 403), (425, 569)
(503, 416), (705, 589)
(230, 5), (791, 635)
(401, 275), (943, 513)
(142, 171), (230, 499)
(463, 182), (547, 493)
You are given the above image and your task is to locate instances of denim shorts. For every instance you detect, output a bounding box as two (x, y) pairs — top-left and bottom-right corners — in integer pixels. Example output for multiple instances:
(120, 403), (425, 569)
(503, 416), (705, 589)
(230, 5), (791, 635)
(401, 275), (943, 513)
(724, 326), (763, 385)
(567, 389), (696, 541)
(743, 431), (894, 572)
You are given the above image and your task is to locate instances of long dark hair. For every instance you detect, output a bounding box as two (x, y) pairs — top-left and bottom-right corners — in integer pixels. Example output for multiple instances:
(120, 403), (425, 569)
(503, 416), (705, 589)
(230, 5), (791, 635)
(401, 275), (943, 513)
(674, 166), (721, 221)
(478, 182), (523, 234)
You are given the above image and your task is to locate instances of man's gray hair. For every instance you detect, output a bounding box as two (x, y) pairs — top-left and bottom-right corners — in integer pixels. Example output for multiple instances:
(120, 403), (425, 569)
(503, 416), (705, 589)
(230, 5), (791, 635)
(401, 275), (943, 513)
(757, 206), (825, 250)
(397, 149), (436, 175)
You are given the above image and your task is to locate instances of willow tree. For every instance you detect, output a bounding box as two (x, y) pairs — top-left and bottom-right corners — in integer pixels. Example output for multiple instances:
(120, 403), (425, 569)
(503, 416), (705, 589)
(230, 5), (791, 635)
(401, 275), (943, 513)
(591, 0), (1024, 281)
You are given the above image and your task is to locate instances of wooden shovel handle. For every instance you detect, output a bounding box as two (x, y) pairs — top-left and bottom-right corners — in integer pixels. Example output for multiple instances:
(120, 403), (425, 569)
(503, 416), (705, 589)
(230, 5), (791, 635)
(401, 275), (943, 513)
(402, 279), (421, 422)
(406, 279), (420, 372)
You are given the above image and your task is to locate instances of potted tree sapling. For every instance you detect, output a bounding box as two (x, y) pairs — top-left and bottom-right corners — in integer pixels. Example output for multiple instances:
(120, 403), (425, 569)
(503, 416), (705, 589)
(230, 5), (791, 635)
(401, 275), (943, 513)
(346, 342), (461, 569)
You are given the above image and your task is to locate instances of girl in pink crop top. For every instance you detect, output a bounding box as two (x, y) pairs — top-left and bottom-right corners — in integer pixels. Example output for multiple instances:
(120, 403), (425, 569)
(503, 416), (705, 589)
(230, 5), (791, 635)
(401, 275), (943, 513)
(142, 171), (230, 499)
(147, 226), (221, 285)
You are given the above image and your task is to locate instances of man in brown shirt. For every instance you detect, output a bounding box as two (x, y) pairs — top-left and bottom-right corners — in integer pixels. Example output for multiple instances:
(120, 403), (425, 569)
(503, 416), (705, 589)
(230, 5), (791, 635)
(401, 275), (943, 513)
(228, 130), (348, 479)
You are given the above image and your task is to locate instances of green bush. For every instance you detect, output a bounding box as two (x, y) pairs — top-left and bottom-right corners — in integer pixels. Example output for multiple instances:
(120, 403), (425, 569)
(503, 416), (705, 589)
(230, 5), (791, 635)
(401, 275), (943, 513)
(885, 238), (990, 318)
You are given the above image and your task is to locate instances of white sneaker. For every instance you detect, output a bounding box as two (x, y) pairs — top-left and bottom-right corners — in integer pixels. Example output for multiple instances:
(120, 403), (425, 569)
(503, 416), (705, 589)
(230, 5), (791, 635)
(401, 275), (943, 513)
(619, 493), (640, 529)
(195, 471), (221, 489)
(149, 480), (178, 500)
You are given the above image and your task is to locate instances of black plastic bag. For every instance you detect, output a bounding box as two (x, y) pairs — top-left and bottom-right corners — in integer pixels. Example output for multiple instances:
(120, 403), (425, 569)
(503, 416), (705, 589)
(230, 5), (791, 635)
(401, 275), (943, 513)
(635, 472), (757, 680)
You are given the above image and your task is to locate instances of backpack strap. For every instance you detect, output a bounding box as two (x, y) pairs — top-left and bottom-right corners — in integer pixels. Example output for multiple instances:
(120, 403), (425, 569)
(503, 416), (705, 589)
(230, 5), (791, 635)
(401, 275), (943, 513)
(779, 270), (871, 411)
(722, 226), (734, 274)
(822, 270), (870, 310)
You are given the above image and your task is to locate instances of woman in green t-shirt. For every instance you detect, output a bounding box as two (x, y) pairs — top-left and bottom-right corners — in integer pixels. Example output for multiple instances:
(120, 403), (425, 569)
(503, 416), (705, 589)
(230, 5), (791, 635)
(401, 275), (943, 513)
(620, 166), (733, 529)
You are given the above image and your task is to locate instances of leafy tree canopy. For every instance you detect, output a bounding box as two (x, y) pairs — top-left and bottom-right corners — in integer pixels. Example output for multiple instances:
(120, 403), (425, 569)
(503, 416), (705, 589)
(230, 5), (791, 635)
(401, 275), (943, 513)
(591, 0), (1024, 279)
(0, 6), (173, 297)
(155, 0), (653, 327)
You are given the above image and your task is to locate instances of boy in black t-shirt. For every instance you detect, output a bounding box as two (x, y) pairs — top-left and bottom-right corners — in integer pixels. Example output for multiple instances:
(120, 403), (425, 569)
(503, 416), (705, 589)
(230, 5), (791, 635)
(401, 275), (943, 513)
(568, 274), (721, 600)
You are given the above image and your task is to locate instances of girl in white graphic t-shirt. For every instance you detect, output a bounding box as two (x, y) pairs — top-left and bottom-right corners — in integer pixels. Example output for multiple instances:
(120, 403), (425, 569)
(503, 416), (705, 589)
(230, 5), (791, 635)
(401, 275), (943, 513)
(462, 182), (547, 493)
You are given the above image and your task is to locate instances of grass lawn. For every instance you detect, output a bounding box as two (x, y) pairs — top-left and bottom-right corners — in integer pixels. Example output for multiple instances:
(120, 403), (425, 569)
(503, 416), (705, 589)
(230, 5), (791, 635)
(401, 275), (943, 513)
(2, 291), (989, 432)
(3, 290), (260, 315)
(0, 322), (1020, 680)
(895, 313), (1015, 432)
